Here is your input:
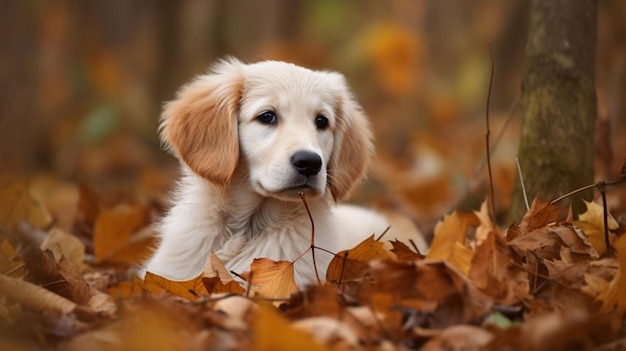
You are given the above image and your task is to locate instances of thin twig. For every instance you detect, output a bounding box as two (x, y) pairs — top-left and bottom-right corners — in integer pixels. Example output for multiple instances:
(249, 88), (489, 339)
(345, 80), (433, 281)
(550, 183), (597, 204)
(374, 226), (391, 242)
(485, 42), (497, 221)
(598, 181), (610, 251)
(548, 160), (626, 252)
(516, 158), (530, 211)
(299, 192), (321, 285)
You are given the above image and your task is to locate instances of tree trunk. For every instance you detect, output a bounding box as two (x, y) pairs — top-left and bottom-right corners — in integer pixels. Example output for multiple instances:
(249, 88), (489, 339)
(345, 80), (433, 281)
(510, 0), (598, 221)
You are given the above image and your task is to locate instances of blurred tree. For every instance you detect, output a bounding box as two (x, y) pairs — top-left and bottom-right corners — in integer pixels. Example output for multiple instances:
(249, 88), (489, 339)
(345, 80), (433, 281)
(511, 0), (597, 220)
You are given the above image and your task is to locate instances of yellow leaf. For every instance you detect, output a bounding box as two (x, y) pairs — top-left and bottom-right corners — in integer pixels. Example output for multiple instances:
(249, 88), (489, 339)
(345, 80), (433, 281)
(254, 304), (330, 351)
(599, 235), (626, 313)
(574, 200), (619, 255)
(326, 235), (393, 283)
(426, 211), (477, 276)
(247, 258), (298, 299)
(142, 272), (208, 300)
(0, 181), (51, 231)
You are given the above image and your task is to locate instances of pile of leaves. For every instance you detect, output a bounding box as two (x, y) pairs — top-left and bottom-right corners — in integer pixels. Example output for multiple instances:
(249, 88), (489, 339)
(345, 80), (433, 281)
(1, 178), (626, 350)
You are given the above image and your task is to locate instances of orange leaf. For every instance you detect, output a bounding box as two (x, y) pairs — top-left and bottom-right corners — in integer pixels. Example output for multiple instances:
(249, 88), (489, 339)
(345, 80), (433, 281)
(426, 211), (477, 276)
(326, 235), (393, 283)
(246, 258), (298, 299)
(142, 272), (208, 300)
(254, 304), (330, 351)
(108, 276), (146, 300)
(390, 239), (424, 261)
(93, 204), (151, 264)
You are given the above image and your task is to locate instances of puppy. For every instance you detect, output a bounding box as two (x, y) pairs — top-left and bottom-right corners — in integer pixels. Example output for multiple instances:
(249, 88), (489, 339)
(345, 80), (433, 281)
(140, 58), (397, 286)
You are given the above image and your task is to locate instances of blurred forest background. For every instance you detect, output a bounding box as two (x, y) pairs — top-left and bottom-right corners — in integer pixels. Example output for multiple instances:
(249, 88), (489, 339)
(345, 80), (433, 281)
(1, 0), (625, 230)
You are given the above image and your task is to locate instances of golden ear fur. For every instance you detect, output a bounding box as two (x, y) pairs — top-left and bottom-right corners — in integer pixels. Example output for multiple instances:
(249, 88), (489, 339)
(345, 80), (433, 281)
(160, 59), (244, 184)
(328, 79), (373, 201)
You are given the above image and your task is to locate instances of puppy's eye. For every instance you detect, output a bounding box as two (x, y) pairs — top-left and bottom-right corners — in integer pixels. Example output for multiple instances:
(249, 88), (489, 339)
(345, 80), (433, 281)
(315, 115), (329, 130)
(257, 111), (277, 125)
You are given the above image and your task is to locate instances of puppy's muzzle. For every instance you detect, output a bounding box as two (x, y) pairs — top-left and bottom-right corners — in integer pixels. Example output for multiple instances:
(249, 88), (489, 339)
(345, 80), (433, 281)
(290, 150), (322, 177)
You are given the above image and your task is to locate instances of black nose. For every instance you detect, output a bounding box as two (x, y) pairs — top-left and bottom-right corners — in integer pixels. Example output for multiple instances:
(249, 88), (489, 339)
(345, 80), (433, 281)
(290, 150), (322, 177)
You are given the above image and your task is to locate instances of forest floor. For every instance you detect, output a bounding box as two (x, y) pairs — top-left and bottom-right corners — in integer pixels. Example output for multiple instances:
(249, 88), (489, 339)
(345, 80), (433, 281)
(1, 118), (626, 350)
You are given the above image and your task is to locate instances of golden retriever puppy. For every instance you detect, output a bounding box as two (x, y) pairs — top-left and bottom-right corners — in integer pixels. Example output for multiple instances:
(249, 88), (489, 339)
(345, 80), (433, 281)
(140, 58), (401, 285)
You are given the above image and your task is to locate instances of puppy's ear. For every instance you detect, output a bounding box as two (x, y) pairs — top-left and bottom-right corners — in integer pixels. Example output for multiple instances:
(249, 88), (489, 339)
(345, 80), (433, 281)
(160, 59), (244, 184)
(328, 76), (373, 201)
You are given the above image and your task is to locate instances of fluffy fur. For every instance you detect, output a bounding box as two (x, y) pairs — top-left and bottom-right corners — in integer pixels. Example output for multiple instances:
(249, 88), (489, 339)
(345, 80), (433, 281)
(139, 58), (396, 286)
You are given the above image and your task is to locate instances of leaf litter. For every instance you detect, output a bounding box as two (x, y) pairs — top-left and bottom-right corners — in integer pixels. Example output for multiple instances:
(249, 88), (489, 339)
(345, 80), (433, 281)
(1, 178), (626, 350)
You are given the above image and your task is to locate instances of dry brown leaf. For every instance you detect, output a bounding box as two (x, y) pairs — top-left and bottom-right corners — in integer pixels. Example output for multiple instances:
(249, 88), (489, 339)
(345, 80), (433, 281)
(326, 235), (393, 283)
(390, 239), (424, 261)
(0, 181), (52, 232)
(0, 273), (77, 315)
(254, 304), (330, 351)
(426, 211), (477, 276)
(518, 197), (561, 235)
(509, 224), (598, 262)
(40, 227), (87, 272)
(93, 203), (152, 264)
(201, 252), (245, 294)
(469, 228), (528, 304)
(23, 249), (91, 304)
(574, 200), (619, 255)
(245, 258), (298, 299)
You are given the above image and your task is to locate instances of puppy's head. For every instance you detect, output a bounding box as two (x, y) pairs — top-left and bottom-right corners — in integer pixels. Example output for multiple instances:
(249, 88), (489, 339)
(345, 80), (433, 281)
(160, 58), (372, 201)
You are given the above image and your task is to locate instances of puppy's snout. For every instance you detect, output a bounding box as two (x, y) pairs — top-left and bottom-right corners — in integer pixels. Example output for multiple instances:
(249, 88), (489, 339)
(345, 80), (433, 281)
(290, 150), (322, 177)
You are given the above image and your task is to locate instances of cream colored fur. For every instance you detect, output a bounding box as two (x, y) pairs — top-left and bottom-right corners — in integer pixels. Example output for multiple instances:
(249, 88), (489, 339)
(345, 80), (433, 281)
(139, 58), (419, 286)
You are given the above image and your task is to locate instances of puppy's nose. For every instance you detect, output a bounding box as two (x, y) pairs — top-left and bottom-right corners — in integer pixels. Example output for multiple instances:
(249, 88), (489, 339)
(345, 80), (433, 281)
(290, 150), (322, 177)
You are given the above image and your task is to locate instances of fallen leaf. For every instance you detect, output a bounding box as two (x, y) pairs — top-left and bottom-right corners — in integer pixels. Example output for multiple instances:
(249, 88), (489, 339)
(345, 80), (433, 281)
(63, 300), (200, 351)
(598, 234), (626, 313)
(24, 249), (91, 305)
(390, 239), (424, 261)
(518, 197), (561, 235)
(0, 273), (76, 315)
(326, 235), (393, 283)
(574, 200), (619, 255)
(0, 181), (52, 232)
(40, 227), (87, 272)
(254, 304), (330, 351)
(107, 275), (146, 300)
(93, 203), (153, 264)
(245, 258), (298, 299)
(202, 253), (245, 294)
(142, 272), (208, 300)
(426, 211), (477, 276)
